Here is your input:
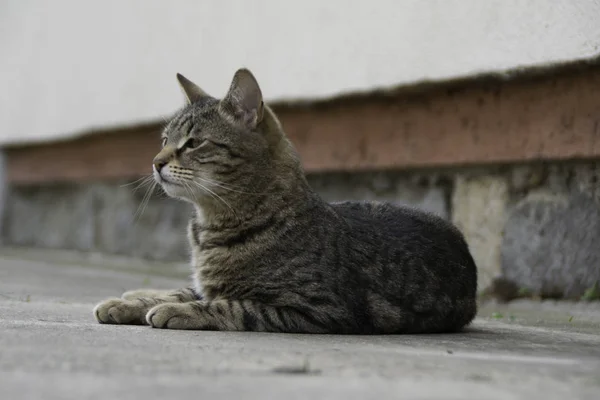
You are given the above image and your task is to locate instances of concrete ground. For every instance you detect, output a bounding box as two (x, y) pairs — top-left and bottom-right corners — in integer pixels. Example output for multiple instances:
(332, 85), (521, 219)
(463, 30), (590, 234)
(1, 248), (599, 400)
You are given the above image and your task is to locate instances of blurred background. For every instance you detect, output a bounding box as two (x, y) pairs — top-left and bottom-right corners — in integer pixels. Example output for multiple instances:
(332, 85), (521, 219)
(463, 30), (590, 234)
(1, 0), (600, 300)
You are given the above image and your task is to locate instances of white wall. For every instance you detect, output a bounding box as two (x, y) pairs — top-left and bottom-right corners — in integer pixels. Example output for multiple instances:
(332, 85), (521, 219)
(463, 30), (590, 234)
(1, 0), (599, 145)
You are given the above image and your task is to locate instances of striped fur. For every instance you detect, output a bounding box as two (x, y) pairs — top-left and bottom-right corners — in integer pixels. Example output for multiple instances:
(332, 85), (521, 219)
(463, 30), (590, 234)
(93, 68), (478, 333)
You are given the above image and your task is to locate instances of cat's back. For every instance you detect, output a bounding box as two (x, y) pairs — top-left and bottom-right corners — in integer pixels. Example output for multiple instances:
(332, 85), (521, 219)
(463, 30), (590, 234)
(329, 200), (477, 281)
(329, 200), (478, 333)
(331, 200), (468, 251)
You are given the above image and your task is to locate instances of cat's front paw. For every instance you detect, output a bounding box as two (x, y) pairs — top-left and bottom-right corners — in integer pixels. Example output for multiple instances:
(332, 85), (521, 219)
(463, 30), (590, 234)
(93, 298), (148, 325)
(146, 303), (204, 330)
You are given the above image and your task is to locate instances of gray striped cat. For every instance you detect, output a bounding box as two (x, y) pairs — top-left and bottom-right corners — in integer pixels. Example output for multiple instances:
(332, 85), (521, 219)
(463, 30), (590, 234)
(94, 69), (478, 333)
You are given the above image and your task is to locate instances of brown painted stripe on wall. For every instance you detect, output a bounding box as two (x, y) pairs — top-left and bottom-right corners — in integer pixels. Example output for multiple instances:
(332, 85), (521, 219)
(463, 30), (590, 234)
(6, 67), (600, 184)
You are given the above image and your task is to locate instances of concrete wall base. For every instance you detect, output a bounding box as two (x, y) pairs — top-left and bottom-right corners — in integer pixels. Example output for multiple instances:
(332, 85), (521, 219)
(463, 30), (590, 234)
(3, 161), (599, 299)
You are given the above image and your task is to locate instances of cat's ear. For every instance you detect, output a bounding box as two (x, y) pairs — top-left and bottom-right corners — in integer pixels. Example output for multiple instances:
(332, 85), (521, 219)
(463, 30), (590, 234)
(220, 68), (264, 130)
(176, 73), (210, 104)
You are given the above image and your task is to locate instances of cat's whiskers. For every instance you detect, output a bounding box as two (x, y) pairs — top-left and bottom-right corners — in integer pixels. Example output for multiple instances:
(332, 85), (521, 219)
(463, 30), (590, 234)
(193, 175), (243, 189)
(121, 175), (155, 193)
(121, 176), (147, 188)
(191, 174), (273, 196)
(188, 180), (238, 219)
(195, 176), (256, 195)
(181, 181), (199, 203)
(133, 180), (158, 221)
(169, 167), (243, 193)
(134, 178), (156, 194)
(166, 168), (239, 218)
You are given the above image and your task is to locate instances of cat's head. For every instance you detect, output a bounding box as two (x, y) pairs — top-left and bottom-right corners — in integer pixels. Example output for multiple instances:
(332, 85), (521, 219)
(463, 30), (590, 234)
(153, 68), (301, 206)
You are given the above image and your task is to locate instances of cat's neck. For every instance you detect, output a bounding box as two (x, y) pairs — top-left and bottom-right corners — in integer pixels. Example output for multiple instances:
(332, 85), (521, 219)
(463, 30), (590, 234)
(192, 172), (320, 230)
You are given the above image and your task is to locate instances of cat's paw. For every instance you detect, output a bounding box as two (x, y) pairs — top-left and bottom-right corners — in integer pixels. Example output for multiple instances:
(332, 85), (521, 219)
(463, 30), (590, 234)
(146, 303), (203, 330)
(93, 298), (148, 325)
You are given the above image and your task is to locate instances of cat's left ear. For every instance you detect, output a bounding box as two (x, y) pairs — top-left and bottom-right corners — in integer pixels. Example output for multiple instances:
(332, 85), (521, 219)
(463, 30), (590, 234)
(177, 73), (210, 104)
(220, 68), (264, 130)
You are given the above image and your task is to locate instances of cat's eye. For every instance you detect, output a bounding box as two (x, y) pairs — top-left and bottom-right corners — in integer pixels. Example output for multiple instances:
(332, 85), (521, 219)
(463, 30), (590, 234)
(161, 137), (168, 148)
(183, 138), (206, 150)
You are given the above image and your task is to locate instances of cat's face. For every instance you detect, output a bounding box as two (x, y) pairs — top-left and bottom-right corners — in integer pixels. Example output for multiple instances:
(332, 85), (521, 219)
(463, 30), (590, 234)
(153, 69), (275, 204)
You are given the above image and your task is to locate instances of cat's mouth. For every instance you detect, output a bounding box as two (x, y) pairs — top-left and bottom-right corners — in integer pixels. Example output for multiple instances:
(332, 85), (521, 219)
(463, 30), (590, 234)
(153, 167), (179, 187)
(156, 174), (180, 187)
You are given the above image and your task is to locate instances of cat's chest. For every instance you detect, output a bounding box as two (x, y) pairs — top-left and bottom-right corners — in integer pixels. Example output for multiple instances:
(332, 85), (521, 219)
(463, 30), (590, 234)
(192, 247), (249, 299)
(191, 248), (218, 296)
(187, 215), (263, 299)
(188, 221), (228, 271)
(188, 223), (242, 298)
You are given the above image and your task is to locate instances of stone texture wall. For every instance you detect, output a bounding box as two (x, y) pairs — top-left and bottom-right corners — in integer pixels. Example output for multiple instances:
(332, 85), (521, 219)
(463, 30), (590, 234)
(3, 183), (192, 261)
(501, 163), (600, 299)
(3, 161), (599, 299)
(0, 151), (5, 244)
(452, 162), (600, 299)
(452, 174), (508, 292)
(1, 171), (450, 263)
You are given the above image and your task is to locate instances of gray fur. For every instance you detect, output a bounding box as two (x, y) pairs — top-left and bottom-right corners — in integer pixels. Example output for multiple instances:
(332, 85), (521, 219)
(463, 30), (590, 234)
(94, 68), (477, 333)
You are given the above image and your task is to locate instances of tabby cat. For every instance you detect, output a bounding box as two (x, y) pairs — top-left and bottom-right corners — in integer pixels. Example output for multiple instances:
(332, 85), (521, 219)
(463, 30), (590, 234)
(93, 68), (478, 333)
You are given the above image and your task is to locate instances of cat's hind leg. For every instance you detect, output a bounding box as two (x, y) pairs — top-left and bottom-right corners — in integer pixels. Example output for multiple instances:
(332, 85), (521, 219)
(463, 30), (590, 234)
(94, 287), (198, 325)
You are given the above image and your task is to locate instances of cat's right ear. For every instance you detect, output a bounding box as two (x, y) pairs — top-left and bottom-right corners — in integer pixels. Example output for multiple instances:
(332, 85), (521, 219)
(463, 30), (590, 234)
(176, 73), (210, 104)
(219, 68), (264, 130)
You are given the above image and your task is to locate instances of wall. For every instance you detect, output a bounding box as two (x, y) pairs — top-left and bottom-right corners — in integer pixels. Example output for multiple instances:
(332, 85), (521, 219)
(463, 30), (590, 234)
(2, 44), (599, 301)
(6, 65), (600, 184)
(0, 151), (5, 244)
(3, 162), (600, 299)
(2, 0), (600, 146)
(452, 162), (600, 299)
(1, 171), (449, 263)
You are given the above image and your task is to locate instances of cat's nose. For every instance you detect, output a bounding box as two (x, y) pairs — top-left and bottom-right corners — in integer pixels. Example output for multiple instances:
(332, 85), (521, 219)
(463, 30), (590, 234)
(153, 148), (173, 173)
(153, 160), (166, 172)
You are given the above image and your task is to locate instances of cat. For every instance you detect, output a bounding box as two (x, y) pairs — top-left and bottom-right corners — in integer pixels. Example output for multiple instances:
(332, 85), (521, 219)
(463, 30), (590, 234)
(93, 68), (478, 333)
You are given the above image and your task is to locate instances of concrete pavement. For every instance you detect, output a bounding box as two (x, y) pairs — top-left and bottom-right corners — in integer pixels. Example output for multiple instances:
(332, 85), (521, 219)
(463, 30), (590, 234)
(1, 248), (599, 399)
